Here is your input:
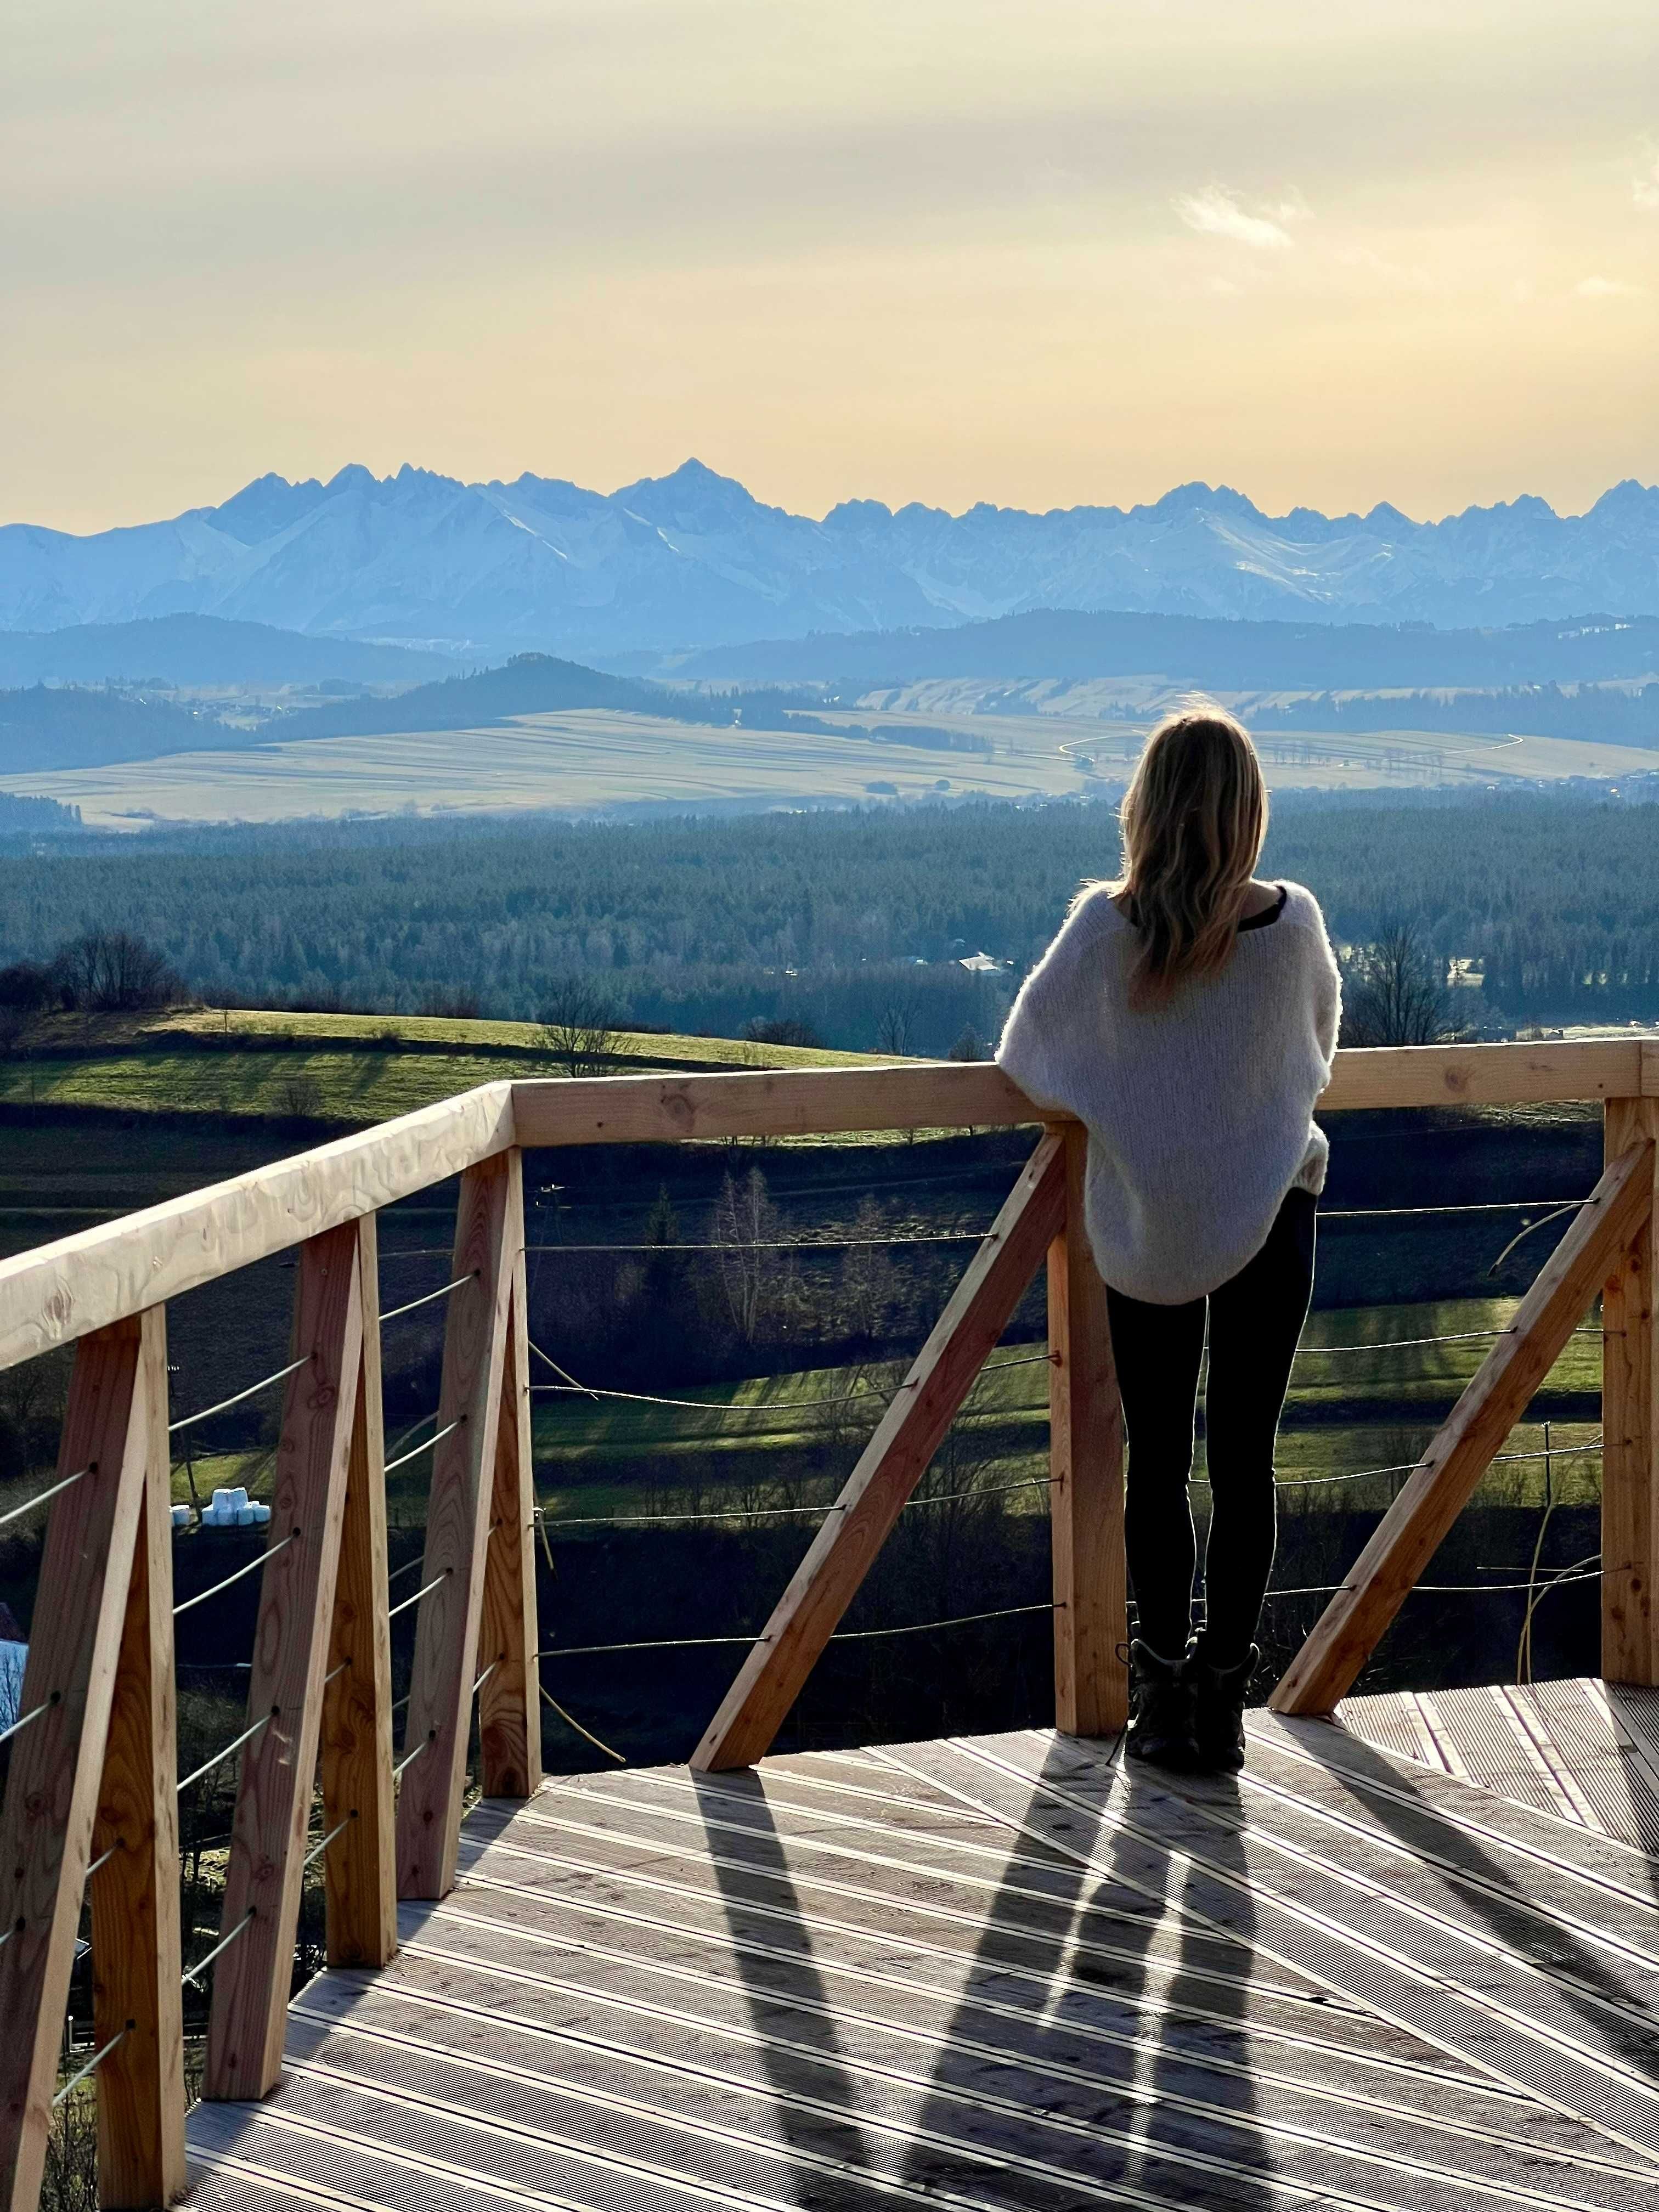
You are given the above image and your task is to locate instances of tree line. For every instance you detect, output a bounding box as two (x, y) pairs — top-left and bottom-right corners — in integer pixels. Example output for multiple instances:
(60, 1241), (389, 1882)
(1, 785), (1657, 1044)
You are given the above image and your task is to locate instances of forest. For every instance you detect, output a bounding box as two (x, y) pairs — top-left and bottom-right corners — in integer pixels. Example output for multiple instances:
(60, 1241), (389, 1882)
(1254, 681), (1658, 743)
(1, 783), (1658, 1046)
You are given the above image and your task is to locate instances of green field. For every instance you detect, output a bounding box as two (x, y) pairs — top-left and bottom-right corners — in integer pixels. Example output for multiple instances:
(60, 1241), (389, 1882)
(0, 1003), (877, 1127)
(527, 1295), (1602, 1531)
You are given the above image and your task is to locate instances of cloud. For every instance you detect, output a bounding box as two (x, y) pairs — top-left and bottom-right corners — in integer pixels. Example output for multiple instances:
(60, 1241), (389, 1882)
(1175, 188), (1303, 252)
(1634, 155), (1659, 211)
(1575, 274), (1645, 297)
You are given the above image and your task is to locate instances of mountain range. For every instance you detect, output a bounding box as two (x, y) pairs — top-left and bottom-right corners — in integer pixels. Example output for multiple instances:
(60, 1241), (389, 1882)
(3, 463), (1655, 658)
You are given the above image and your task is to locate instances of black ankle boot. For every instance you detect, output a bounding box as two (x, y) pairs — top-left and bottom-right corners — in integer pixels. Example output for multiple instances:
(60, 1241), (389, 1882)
(1125, 1640), (1197, 1770)
(1189, 1643), (1258, 1773)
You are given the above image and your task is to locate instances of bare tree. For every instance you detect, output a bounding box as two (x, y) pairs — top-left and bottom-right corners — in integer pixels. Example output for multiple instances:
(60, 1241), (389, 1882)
(710, 1164), (795, 1344)
(838, 1195), (896, 1339)
(949, 1024), (988, 1062)
(537, 978), (618, 1076)
(52, 928), (182, 1012)
(1340, 920), (1453, 1047)
(876, 997), (919, 1056)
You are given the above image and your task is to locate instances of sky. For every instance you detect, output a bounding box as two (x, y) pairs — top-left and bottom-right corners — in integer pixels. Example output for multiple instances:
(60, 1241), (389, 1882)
(5, 0), (1656, 534)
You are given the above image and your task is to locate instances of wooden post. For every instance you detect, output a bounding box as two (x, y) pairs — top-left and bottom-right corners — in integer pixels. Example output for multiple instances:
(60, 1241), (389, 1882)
(205, 1221), (365, 2100)
(0, 1317), (154, 2212)
(319, 1215), (397, 1967)
(396, 1151), (518, 1899)
(1047, 1125), (1127, 1736)
(1604, 1089), (1659, 1685)
(1272, 1137), (1655, 1716)
(692, 1134), (1067, 1773)
(477, 1255), (541, 1802)
(89, 1306), (187, 2210)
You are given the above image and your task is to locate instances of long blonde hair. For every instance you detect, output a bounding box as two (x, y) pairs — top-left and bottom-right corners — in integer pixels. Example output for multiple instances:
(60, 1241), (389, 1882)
(1114, 703), (1268, 1008)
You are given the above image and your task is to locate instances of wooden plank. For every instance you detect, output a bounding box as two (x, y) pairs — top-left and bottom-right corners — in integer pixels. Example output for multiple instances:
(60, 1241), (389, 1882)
(1047, 1122), (1127, 1736)
(1318, 1039), (1643, 1113)
(509, 1040), (1643, 1151)
(0, 1079), (514, 1373)
(691, 1134), (1066, 1773)
(510, 1060), (1040, 1147)
(205, 1221), (366, 2100)
(1602, 1097), (1659, 1686)
(319, 1214), (397, 1968)
(88, 1304), (187, 2210)
(477, 1257), (541, 1801)
(1272, 1137), (1656, 1717)
(397, 1151), (518, 1899)
(0, 1317), (153, 2212)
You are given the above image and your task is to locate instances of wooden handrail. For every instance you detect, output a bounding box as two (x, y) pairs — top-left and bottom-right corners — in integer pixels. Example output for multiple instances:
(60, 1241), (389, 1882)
(1, 1040), (1654, 1374)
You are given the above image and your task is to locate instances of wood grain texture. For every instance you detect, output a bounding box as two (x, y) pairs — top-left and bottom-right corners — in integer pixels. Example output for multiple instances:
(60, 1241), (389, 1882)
(320, 1214), (397, 1968)
(88, 1305), (187, 2210)
(1047, 1124), (1127, 1736)
(0, 1318), (151, 2212)
(477, 1250), (541, 1802)
(1318, 1039), (1643, 1111)
(205, 1222), (365, 2100)
(396, 1151), (517, 1899)
(507, 1041), (1641, 1152)
(1602, 1098), (1659, 1686)
(691, 1133), (1066, 1773)
(1272, 1137), (1656, 1717)
(0, 1080), (513, 1373)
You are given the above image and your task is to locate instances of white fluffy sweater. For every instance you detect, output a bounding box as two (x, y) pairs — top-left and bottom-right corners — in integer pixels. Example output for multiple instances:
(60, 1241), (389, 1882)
(997, 881), (1341, 1305)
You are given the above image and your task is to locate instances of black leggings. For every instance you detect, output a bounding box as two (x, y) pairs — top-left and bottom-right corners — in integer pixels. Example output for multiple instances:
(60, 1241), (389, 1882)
(1105, 1189), (1317, 1668)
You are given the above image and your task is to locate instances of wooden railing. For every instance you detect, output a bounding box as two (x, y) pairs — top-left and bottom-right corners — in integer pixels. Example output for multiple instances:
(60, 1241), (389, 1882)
(0, 1039), (1655, 2209)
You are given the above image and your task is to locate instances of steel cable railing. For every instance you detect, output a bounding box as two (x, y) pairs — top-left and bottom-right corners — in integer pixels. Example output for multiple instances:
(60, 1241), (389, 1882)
(52, 2025), (131, 2109)
(173, 1530), (298, 1617)
(381, 1271), (478, 1324)
(384, 1417), (462, 1476)
(168, 1355), (309, 1436)
(0, 1462), (94, 1533)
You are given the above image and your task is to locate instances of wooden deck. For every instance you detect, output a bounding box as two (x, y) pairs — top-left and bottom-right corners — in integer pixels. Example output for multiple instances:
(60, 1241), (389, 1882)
(183, 1684), (1659, 2212)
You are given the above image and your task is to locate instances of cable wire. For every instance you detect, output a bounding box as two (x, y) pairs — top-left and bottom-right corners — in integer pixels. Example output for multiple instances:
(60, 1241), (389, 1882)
(0, 1463), (92, 1534)
(392, 1734), (434, 1780)
(385, 1418), (462, 1476)
(177, 1709), (275, 1795)
(1263, 1556), (1602, 1600)
(174, 1531), (297, 1617)
(53, 2025), (131, 2108)
(388, 1568), (449, 1622)
(182, 1909), (256, 1989)
(302, 1810), (357, 1868)
(381, 1272), (478, 1323)
(169, 1356), (309, 1436)
(538, 1471), (1053, 1532)
(0, 1692), (57, 1747)
(537, 1600), (1058, 1662)
(538, 1683), (626, 1765)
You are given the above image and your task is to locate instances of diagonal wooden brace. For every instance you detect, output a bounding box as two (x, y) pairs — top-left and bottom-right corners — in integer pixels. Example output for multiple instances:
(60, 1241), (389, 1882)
(1272, 1137), (1655, 1717)
(0, 1314), (157, 2212)
(205, 1222), (365, 2099)
(692, 1132), (1066, 1773)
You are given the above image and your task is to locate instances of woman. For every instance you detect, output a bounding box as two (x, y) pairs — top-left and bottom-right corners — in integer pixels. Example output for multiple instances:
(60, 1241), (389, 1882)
(997, 706), (1340, 1773)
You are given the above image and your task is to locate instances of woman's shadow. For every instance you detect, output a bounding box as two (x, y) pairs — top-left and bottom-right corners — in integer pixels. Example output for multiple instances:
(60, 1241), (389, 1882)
(888, 1735), (1278, 2209)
